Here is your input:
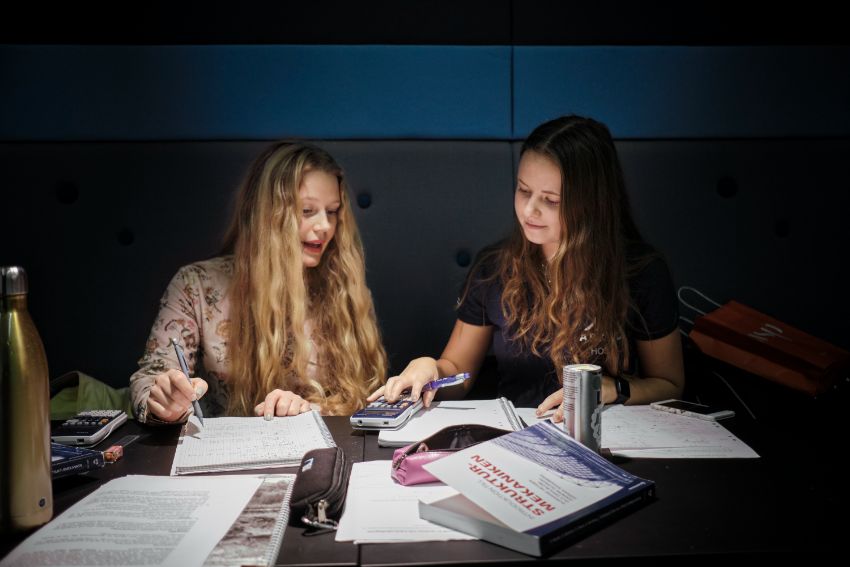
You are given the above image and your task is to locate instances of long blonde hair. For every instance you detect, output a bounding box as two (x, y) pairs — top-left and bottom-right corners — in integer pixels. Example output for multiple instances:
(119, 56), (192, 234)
(221, 142), (386, 415)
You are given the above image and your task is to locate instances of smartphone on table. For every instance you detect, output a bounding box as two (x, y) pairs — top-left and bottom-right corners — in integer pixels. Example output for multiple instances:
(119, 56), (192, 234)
(650, 399), (735, 421)
(350, 396), (423, 430)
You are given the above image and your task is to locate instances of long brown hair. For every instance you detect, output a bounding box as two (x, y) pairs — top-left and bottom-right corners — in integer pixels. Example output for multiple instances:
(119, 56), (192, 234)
(221, 142), (386, 415)
(494, 115), (651, 376)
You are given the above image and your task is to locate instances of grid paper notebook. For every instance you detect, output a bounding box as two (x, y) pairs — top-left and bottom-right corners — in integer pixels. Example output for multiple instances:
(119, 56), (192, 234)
(171, 411), (335, 475)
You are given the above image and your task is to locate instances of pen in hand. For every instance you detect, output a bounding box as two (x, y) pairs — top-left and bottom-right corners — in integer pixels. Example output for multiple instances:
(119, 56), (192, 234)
(171, 337), (205, 427)
(421, 372), (471, 392)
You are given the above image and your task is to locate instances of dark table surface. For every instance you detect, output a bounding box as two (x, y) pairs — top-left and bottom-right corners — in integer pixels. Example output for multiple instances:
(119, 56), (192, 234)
(2, 412), (842, 565)
(360, 414), (842, 565)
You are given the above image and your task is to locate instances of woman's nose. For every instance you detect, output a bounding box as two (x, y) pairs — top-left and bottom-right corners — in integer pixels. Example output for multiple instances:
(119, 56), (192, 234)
(313, 211), (331, 232)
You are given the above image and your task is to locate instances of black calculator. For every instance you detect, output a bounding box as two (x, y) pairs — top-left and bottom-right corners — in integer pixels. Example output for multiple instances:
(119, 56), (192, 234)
(51, 410), (128, 446)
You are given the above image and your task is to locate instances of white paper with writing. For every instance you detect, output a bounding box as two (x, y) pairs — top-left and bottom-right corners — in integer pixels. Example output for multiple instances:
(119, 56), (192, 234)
(171, 411), (335, 475)
(1, 475), (262, 567)
(601, 405), (759, 458)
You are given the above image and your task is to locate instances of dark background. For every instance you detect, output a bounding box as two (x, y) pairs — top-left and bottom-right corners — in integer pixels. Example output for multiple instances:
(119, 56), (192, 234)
(2, 1), (848, 399)
(2, 1), (847, 45)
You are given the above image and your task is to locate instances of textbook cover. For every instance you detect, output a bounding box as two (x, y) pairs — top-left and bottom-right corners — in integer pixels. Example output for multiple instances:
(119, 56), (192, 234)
(419, 421), (655, 557)
(51, 442), (105, 478)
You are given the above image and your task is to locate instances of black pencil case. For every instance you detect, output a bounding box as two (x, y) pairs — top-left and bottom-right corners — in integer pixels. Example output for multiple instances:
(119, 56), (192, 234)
(289, 446), (351, 531)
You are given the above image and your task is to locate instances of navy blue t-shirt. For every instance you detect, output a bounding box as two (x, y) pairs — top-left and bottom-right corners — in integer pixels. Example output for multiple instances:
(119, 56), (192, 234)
(456, 246), (679, 407)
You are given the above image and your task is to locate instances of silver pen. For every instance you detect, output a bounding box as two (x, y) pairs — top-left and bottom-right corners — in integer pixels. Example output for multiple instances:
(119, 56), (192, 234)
(171, 337), (205, 427)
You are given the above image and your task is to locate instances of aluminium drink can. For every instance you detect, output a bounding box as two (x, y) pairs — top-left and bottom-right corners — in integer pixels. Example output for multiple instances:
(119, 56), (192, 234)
(562, 363), (603, 453)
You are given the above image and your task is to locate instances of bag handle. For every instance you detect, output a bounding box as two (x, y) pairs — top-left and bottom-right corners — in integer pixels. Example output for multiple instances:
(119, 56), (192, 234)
(677, 286), (723, 334)
(676, 288), (759, 421)
(677, 286), (722, 316)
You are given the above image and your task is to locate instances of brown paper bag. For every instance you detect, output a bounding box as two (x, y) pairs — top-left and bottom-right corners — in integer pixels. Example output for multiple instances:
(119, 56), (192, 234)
(680, 289), (850, 396)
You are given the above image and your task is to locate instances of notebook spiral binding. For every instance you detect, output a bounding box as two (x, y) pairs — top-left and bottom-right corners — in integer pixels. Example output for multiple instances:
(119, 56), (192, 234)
(263, 477), (296, 567)
(311, 410), (337, 448)
(498, 397), (523, 431)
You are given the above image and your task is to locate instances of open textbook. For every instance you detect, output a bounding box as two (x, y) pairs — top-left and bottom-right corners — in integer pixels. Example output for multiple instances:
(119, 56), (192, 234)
(419, 421), (655, 557)
(1, 474), (295, 567)
(171, 411), (335, 475)
(377, 398), (523, 447)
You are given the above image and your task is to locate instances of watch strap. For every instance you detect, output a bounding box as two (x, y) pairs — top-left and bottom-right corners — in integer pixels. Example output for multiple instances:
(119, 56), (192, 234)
(614, 376), (631, 404)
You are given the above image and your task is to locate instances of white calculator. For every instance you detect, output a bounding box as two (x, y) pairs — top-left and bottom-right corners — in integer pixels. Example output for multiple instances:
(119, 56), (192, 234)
(51, 410), (128, 446)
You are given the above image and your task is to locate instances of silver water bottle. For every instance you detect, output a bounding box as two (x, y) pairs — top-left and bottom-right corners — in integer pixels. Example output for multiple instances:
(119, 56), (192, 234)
(1, 266), (53, 531)
(562, 364), (603, 453)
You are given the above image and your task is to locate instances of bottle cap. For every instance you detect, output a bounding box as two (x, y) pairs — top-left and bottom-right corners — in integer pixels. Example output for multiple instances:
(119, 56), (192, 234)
(0, 266), (28, 297)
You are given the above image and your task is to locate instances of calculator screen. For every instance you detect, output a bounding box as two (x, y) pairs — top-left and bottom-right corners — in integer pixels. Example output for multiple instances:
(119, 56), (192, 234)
(362, 400), (415, 416)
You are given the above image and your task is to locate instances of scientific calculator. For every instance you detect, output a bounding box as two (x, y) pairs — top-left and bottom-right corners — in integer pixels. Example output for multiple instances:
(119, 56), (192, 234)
(350, 397), (423, 430)
(52, 410), (128, 446)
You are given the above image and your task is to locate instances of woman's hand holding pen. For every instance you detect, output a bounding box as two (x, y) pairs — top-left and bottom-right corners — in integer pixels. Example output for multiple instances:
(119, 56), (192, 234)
(367, 357), (441, 408)
(147, 369), (208, 422)
(254, 389), (312, 420)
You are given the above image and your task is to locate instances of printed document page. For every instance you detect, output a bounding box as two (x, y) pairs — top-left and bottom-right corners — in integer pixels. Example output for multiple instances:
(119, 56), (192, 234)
(1, 475), (262, 567)
(171, 411), (334, 475)
(335, 460), (475, 543)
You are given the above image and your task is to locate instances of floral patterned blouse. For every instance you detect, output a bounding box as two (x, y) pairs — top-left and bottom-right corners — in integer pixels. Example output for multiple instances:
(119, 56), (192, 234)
(129, 256), (320, 423)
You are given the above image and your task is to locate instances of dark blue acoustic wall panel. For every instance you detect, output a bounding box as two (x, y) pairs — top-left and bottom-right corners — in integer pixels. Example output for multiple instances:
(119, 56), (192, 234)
(0, 46), (511, 140)
(514, 46), (850, 139)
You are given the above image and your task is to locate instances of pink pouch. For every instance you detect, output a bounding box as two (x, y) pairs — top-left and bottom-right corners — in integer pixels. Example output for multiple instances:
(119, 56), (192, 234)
(390, 424), (510, 486)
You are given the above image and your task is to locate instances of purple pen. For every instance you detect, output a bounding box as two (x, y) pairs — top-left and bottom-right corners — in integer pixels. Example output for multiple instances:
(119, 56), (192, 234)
(422, 372), (471, 391)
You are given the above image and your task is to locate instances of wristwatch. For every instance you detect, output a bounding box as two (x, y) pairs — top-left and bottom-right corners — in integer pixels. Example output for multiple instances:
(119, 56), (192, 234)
(613, 376), (631, 405)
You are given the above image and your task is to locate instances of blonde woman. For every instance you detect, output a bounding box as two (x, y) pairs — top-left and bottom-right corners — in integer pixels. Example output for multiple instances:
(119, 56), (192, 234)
(130, 142), (387, 422)
(372, 115), (684, 420)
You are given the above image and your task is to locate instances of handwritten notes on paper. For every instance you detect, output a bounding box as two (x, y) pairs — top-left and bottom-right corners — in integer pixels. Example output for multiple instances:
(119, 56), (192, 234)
(171, 412), (335, 475)
(515, 406), (758, 458)
(601, 405), (759, 458)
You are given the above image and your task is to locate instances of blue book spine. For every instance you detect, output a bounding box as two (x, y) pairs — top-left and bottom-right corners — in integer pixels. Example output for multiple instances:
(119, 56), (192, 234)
(51, 443), (105, 479)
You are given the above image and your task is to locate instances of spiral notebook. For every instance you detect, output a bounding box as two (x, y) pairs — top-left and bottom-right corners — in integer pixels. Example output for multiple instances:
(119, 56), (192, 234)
(171, 411), (335, 475)
(377, 398), (523, 447)
(205, 474), (295, 567)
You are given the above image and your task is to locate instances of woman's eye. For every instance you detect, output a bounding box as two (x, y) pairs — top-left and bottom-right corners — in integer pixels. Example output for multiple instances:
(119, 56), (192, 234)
(516, 187), (530, 195)
(327, 209), (339, 216)
(303, 209), (315, 216)
(545, 199), (560, 207)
